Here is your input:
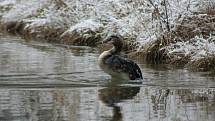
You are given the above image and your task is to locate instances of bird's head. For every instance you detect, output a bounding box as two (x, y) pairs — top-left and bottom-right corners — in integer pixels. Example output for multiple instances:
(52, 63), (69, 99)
(101, 35), (123, 47)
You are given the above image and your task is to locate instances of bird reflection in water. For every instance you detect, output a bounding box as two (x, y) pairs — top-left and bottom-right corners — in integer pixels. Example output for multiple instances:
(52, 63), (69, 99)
(98, 80), (140, 121)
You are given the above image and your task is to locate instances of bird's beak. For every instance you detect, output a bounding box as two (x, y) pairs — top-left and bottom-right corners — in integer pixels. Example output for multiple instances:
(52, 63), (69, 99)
(104, 36), (111, 43)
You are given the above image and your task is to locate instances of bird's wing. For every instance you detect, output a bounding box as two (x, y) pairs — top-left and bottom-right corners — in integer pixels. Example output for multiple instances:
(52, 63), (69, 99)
(105, 55), (143, 80)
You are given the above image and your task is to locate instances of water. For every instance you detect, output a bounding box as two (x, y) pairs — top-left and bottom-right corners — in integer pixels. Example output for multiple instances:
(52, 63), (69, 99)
(0, 34), (215, 121)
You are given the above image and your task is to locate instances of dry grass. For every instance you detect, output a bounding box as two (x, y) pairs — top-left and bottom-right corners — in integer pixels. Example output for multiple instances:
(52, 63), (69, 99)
(186, 56), (215, 71)
(60, 28), (102, 46)
(139, 12), (215, 66)
(0, 1), (215, 71)
(174, 15), (215, 40)
(0, 20), (65, 43)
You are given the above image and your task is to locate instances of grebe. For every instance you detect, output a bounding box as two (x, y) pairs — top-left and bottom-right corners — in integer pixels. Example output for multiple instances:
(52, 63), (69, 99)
(98, 35), (142, 80)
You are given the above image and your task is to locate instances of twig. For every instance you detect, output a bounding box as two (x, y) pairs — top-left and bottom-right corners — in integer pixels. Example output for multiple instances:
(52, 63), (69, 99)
(164, 0), (170, 32)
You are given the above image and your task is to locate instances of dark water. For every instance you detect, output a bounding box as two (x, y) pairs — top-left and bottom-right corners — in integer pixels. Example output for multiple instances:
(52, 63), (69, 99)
(0, 35), (215, 121)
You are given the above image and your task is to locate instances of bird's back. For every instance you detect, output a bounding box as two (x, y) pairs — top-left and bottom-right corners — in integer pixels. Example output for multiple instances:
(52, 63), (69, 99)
(103, 54), (143, 80)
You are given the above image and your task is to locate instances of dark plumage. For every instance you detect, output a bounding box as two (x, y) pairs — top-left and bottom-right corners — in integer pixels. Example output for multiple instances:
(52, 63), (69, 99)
(98, 35), (142, 80)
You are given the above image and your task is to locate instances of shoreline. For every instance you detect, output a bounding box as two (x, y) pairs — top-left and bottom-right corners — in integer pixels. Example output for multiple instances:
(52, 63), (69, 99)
(0, 0), (215, 72)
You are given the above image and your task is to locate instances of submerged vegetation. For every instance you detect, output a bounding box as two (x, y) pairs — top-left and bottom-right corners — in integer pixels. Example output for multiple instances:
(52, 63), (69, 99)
(0, 0), (215, 71)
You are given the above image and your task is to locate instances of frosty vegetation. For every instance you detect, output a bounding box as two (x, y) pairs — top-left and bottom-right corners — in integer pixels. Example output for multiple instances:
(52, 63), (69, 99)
(0, 0), (215, 71)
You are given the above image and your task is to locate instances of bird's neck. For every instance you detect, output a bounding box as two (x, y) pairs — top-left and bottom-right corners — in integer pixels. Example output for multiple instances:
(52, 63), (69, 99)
(110, 45), (122, 55)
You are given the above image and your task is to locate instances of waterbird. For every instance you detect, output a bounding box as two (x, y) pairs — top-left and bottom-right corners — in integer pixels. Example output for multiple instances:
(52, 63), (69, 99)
(98, 35), (143, 80)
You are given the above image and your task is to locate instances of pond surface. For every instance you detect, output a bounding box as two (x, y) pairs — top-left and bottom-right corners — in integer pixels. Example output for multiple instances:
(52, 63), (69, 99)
(0, 34), (215, 121)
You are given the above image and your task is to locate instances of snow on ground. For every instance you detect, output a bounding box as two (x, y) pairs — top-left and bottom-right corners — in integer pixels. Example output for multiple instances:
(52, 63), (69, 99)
(0, 0), (215, 67)
(65, 19), (103, 33)
(1, 0), (50, 22)
(162, 35), (215, 61)
(0, 0), (16, 6)
(0, 0), (203, 38)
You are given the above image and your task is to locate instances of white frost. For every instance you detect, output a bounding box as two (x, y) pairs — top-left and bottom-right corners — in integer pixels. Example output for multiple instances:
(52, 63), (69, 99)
(67, 19), (103, 33)
(1, 0), (214, 64)
(162, 36), (215, 61)
(2, 0), (50, 22)
(0, 0), (16, 6)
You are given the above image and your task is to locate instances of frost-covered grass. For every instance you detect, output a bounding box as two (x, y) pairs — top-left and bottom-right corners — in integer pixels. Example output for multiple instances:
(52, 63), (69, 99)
(0, 0), (15, 18)
(162, 36), (215, 61)
(1, 0), (49, 22)
(0, 0), (215, 70)
(0, 0), (206, 39)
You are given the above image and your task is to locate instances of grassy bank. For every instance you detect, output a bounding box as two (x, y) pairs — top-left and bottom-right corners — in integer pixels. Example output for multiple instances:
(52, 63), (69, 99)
(0, 0), (215, 71)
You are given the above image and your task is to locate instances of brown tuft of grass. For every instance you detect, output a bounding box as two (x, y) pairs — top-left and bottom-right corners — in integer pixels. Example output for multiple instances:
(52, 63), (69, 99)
(22, 24), (65, 43)
(186, 56), (215, 71)
(199, 1), (215, 15)
(0, 20), (65, 43)
(169, 55), (191, 67)
(174, 14), (215, 40)
(138, 32), (173, 64)
(140, 13), (215, 65)
(60, 28), (102, 46)
(0, 21), (21, 34)
(122, 37), (140, 53)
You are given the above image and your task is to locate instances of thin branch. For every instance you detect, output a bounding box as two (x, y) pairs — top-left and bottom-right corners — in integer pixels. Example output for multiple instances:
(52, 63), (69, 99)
(164, 0), (170, 32)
